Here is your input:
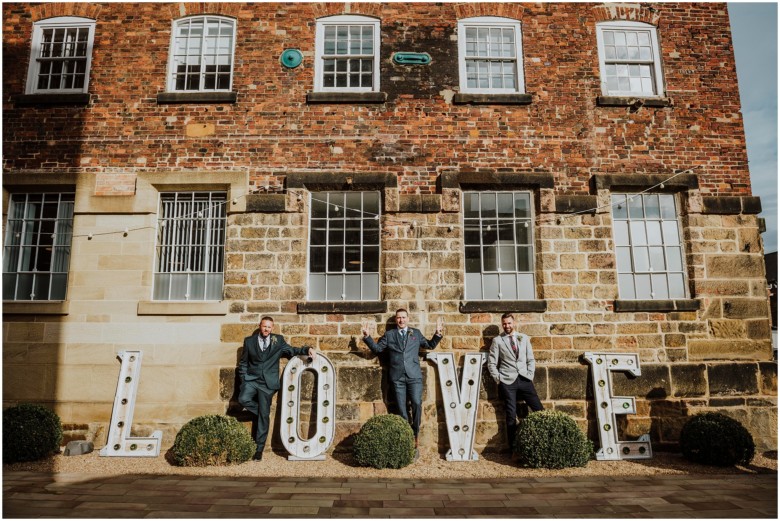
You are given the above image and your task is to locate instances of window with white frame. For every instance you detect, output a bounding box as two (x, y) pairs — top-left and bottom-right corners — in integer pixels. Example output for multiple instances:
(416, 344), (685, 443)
(458, 17), (524, 94)
(596, 21), (664, 97)
(314, 15), (380, 92)
(309, 192), (380, 300)
(464, 192), (535, 300)
(25, 17), (96, 94)
(167, 16), (235, 92)
(154, 192), (227, 301)
(3, 193), (74, 300)
(612, 193), (687, 299)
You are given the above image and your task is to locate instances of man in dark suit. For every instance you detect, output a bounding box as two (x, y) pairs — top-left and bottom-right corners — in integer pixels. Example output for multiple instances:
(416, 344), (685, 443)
(361, 309), (443, 459)
(239, 316), (316, 461)
(487, 312), (543, 450)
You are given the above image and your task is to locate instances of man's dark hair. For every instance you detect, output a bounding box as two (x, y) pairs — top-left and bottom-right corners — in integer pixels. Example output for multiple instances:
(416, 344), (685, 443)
(260, 316), (274, 324)
(395, 308), (408, 316)
(501, 312), (514, 320)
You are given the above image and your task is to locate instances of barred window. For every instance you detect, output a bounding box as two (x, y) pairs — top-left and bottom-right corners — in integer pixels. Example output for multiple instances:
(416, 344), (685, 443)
(596, 21), (664, 97)
(154, 192), (227, 301)
(458, 17), (524, 94)
(309, 191), (380, 300)
(315, 15), (380, 92)
(25, 17), (95, 94)
(168, 16), (235, 92)
(612, 193), (687, 299)
(3, 193), (74, 300)
(463, 192), (536, 300)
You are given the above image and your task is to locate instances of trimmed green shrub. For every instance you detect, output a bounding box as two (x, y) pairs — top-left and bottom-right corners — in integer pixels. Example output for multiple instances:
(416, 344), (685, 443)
(353, 414), (415, 469)
(514, 410), (593, 469)
(170, 415), (255, 467)
(3, 403), (63, 463)
(679, 412), (755, 466)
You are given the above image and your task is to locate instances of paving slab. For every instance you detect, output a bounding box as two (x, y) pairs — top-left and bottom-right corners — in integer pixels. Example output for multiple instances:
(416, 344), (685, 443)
(2, 470), (776, 518)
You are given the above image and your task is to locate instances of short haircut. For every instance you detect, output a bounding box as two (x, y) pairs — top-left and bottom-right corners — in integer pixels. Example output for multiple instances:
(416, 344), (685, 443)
(395, 308), (408, 316)
(260, 316), (274, 324)
(501, 312), (514, 320)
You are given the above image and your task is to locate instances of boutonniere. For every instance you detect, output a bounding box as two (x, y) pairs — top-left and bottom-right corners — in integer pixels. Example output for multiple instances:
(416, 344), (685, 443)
(270, 336), (277, 347)
(409, 333), (416, 340)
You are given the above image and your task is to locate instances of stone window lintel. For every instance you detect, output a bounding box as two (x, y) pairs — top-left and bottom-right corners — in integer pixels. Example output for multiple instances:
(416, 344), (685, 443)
(459, 300), (547, 314)
(298, 301), (388, 314)
(613, 299), (700, 313)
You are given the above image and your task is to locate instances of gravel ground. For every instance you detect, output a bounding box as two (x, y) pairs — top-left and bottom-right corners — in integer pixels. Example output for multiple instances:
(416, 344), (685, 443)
(5, 448), (776, 479)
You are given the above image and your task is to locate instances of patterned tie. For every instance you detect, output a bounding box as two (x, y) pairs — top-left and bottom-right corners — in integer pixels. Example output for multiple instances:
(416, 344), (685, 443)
(261, 336), (267, 351)
(400, 329), (406, 346)
(509, 335), (518, 358)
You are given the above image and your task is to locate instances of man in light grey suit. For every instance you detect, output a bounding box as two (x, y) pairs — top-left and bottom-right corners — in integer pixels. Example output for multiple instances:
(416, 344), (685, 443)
(362, 309), (443, 458)
(488, 312), (543, 449)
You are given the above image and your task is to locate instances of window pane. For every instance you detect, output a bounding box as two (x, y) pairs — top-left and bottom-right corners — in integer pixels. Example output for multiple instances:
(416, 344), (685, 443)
(635, 274), (651, 299)
(362, 273), (379, 300)
(309, 274), (326, 300)
(649, 246), (665, 271)
(464, 193), (480, 218)
(630, 221), (647, 245)
(618, 274), (636, 299)
(614, 220), (629, 246)
(646, 221), (662, 245)
(483, 274), (499, 299)
(659, 194), (676, 219)
(651, 274), (669, 299)
(662, 221), (680, 245)
(517, 273), (535, 299)
(634, 247), (649, 271)
(326, 274), (343, 300)
(345, 274), (361, 299)
(628, 195), (643, 218)
(668, 273), (685, 298)
(480, 193), (496, 218)
(666, 247), (683, 271)
(497, 193), (514, 218)
(499, 273), (517, 299)
(612, 194), (628, 219)
(616, 247), (632, 272)
(465, 247), (481, 273)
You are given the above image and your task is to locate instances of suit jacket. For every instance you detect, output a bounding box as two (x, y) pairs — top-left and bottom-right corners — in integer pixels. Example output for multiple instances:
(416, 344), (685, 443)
(239, 333), (309, 391)
(487, 332), (536, 385)
(363, 327), (441, 381)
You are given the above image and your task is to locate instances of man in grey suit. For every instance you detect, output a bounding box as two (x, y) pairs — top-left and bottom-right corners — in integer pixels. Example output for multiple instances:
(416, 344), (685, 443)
(487, 312), (543, 450)
(239, 316), (316, 461)
(362, 309), (443, 457)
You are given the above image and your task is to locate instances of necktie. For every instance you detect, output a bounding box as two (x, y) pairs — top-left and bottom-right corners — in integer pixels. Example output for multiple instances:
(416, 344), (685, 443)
(509, 335), (518, 358)
(261, 337), (267, 351)
(400, 329), (406, 345)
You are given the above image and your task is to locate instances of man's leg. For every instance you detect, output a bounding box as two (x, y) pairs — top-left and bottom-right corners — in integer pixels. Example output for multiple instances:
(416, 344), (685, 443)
(254, 388), (275, 455)
(406, 378), (423, 440)
(238, 381), (260, 416)
(390, 379), (410, 423)
(499, 378), (520, 449)
(517, 377), (544, 412)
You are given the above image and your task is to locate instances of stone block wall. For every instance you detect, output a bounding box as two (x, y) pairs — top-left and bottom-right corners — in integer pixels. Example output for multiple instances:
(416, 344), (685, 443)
(2, 2), (775, 453)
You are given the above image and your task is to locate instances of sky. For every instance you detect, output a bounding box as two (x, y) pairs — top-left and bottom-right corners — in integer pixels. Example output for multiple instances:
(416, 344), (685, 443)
(728, 3), (778, 254)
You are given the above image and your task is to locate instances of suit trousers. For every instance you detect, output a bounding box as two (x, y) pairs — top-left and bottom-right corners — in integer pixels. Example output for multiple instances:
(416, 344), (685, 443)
(391, 375), (423, 438)
(238, 379), (275, 451)
(499, 375), (544, 443)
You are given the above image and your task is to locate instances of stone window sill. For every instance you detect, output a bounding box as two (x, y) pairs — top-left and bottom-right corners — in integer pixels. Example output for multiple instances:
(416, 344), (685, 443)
(306, 91), (387, 104)
(156, 92), (237, 104)
(597, 96), (672, 108)
(12, 93), (90, 106)
(613, 299), (700, 313)
(452, 93), (532, 105)
(460, 300), (547, 314)
(137, 301), (228, 316)
(298, 301), (388, 314)
(3, 301), (69, 315)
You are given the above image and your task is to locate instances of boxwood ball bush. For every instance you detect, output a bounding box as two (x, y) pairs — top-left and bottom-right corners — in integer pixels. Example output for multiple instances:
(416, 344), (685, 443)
(3, 403), (63, 463)
(353, 414), (415, 469)
(514, 410), (593, 469)
(170, 415), (255, 467)
(679, 412), (755, 466)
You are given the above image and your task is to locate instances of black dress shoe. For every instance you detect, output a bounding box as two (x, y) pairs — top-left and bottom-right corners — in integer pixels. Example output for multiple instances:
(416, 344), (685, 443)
(252, 451), (263, 461)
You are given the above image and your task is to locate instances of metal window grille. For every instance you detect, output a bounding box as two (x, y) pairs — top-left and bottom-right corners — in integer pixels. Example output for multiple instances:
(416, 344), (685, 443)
(463, 26), (518, 91)
(171, 16), (235, 91)
(463, 192), (535, 300)
(321, 24), (375, 89)
(600, 27), (658, 96)
(308, 191), (380, 301)
(612, 193), (687, 299)
(34, 25), (91, 91)
(154, 192), (227, 301)
(3, 193), (74, 301)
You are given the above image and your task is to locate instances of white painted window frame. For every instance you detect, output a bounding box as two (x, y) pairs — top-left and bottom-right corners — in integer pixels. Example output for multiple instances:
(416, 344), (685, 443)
(308, 191), (381, 301)
(457, 16), (525, 94)
(25, 16), (96, 94)
(611, 193), (688, 300)
(596, 20), (665, 97)
(166, 15), (236, 92)
(463, 191), (536, 301)
(314, 14), (381, 93)
(153, 191), (227, 301)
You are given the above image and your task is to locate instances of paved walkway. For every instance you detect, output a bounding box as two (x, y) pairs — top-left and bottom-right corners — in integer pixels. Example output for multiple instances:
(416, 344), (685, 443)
(3, 471), (777, 518)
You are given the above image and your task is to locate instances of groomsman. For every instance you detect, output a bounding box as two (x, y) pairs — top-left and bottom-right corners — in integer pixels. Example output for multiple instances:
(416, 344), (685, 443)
(487, 312), (543, 449)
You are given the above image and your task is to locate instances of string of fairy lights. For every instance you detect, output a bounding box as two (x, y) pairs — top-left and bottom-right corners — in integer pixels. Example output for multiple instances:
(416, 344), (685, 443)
(61, 167), (696, 240)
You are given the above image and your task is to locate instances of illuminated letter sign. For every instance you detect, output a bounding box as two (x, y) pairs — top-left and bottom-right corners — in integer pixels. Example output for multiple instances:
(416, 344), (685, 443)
(583, 352), (652, 460)
(427, 352), (485, 461)
(100, 351), (162, 457)
(280, 354), (336, 461)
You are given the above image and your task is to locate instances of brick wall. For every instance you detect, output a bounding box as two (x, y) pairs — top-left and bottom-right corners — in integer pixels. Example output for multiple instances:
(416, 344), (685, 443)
(2, 3), (775, 452)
